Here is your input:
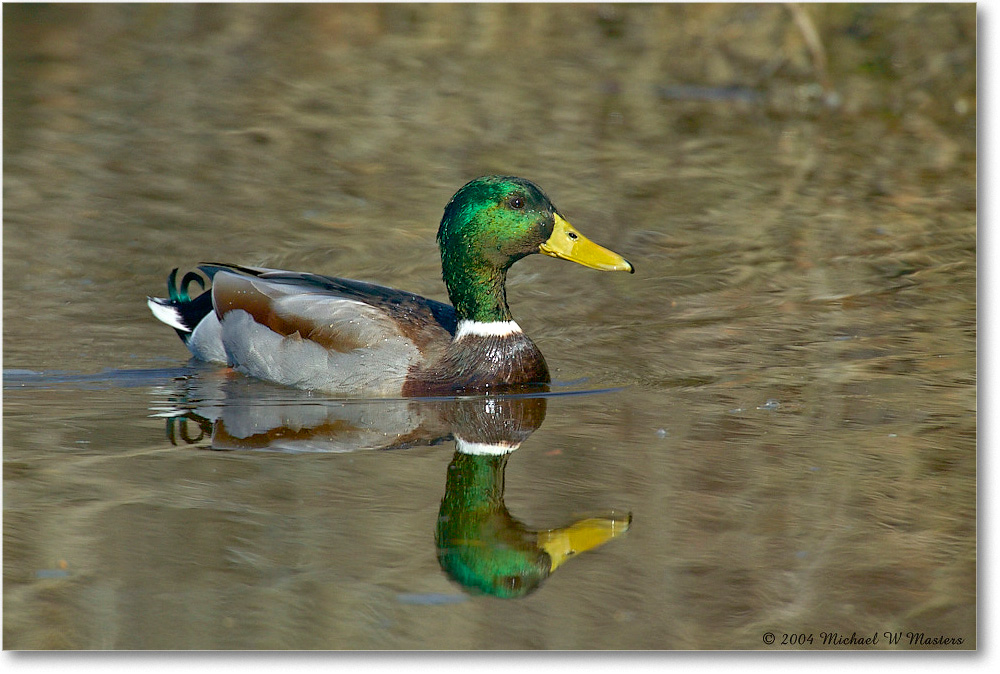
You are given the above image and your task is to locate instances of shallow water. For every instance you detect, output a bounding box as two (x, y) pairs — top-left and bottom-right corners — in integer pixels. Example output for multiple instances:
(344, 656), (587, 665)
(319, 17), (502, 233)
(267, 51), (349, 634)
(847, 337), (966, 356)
(3, 4), (976, 649)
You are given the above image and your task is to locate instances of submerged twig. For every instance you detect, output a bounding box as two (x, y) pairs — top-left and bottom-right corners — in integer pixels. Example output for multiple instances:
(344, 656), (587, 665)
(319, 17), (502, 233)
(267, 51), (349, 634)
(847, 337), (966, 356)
(785, 3), (832, 91)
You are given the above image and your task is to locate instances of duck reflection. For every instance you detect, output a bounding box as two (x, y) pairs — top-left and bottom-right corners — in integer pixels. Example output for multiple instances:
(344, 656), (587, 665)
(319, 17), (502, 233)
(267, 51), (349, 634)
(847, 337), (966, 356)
(156, 374), (630, 598)
(438, 447), (631, 598)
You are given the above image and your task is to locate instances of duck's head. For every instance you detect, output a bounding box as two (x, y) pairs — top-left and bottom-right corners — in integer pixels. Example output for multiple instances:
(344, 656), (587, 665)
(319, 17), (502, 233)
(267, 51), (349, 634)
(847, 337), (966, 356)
(437, 176), (634, 322)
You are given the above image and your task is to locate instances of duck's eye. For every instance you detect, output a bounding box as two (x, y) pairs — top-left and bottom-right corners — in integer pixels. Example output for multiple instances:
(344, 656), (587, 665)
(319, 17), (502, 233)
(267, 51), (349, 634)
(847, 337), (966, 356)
(567, 231), (578, 240)
(508, 196), (525, 210)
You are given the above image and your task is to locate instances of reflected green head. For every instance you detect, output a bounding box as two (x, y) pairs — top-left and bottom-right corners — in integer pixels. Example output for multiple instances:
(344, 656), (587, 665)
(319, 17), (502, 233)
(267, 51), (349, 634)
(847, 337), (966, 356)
(435, 450), (552, 598)
(436, 534), (552, 599)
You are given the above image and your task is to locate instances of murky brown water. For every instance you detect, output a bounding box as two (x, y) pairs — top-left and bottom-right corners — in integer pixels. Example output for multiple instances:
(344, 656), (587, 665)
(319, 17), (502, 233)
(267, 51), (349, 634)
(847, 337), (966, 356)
(3, 4), (975, 650)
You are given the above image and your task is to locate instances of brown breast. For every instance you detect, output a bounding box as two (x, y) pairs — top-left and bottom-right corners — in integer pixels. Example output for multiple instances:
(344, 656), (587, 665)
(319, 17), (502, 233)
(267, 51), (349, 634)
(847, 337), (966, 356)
(402, 333), (550, 396)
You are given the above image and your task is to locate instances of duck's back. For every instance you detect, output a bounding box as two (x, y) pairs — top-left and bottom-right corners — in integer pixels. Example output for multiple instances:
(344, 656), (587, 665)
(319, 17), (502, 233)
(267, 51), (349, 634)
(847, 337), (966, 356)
(169, 264), (458, 396)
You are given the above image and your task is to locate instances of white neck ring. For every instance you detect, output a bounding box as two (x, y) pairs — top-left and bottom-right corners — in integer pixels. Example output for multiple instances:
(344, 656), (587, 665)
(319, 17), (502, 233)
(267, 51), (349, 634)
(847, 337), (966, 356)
(454, 319), (523, 340)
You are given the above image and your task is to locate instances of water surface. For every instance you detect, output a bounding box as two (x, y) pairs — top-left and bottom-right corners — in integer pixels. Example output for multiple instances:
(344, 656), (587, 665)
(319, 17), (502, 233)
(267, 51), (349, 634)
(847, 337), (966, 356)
(3, 4), (976, 649)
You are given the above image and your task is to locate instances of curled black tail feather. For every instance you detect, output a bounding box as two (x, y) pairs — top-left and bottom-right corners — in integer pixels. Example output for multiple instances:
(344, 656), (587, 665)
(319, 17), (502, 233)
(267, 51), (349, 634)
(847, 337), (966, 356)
(149, 267), (217, 341)
(167, 268), (208, 303)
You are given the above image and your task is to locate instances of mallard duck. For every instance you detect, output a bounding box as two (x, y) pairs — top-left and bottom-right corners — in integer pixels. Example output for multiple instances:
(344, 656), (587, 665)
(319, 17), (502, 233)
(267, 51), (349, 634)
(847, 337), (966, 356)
(148, 176), (633, 396)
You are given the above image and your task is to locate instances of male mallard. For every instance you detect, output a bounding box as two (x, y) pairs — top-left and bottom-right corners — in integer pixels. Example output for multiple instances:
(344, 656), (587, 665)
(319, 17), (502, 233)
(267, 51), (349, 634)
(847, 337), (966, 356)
(148, 176), (633, 396)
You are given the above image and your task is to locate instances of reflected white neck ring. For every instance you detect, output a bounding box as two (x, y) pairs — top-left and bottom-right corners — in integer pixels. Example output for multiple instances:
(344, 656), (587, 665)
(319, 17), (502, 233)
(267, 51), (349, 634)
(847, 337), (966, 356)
(455, 437), (521, 456)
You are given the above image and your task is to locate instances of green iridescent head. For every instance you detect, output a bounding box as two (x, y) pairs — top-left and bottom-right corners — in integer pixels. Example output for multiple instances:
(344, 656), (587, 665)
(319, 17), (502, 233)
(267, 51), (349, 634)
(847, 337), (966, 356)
(438, 176), (556, 272)
(436, 176), (634, 323)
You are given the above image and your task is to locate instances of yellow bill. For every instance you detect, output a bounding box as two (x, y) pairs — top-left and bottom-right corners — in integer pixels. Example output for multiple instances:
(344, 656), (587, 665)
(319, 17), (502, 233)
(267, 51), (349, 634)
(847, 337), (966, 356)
(540, 214), (634, 273)
(537, 512), (632, 571)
